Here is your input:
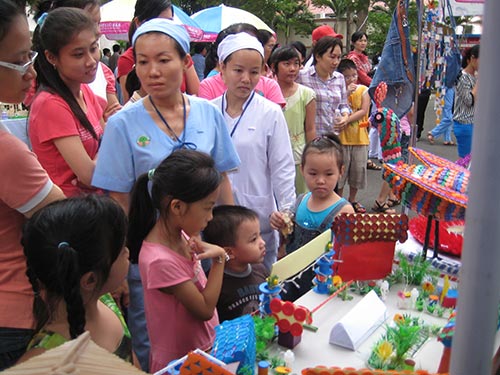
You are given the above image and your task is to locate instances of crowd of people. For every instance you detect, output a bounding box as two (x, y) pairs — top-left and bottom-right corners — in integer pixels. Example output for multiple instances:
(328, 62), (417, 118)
(0, 0), (480, 372)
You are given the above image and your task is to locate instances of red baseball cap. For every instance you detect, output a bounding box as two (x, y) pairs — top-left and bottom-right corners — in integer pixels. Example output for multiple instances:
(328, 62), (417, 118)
(312, 25), (343, 42)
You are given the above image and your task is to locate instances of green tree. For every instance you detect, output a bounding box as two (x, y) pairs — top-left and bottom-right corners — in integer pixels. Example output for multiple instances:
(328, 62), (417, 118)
(272, 0), (316, 43)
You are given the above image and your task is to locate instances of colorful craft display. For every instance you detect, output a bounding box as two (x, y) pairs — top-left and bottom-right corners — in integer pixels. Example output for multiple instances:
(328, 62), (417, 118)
(211, 315), (256, 375)
(331, 213), (408, 281)
(301, 367), (444, 375)
(259, 276), (281, 315)
(312, 249), (335, 294)
(269, 298), (312, 349)
(179, 351), (233, 375)
(409, 215), (464, 257)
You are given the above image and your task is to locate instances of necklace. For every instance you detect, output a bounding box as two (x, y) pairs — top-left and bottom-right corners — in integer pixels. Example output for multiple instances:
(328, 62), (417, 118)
(149, 95), (186, 142)
(221, 91), (255, 137)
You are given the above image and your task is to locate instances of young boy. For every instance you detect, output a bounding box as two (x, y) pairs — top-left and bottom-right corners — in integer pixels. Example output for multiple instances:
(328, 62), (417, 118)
(336, 58), (371, 213)
(203, 205), (269, 322)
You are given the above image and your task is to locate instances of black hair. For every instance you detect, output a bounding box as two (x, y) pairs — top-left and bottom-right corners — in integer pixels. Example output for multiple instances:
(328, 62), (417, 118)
(0, 0), (25, 44)
(22, 195), (127, 339)
(112, 44), (121, 53)
(125, 67), (141, 99)
(34, 0), (100, 21)
(127, 149), (222, 263)
(301, 133), (344, 171)
(337, 58), (357, 74)
(312, 36), (343, 65)
(351, 31), (367, 45)
(193, 43), (206, 54)
(32, 8), (100, 139)
(269, 45), (300, 75)
(256, 29), (273, 47)
(290, 41), (307, 63)
(203, 205), (259, 248)
(134, 0), (171, 23)
(203, 23), (259, 78)
(103, 48), (110, 55)
(462, 44), (480, 68)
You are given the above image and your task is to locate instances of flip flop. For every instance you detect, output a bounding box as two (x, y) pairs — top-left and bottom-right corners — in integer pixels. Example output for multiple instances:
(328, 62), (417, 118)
(427, 132), (435, 144)
(387, 198), (401, 207)
(372, 200), (396, 214)
(443, 141), (456, 146)
(367, 160), (382, 170)
(350, 201), (367, 213)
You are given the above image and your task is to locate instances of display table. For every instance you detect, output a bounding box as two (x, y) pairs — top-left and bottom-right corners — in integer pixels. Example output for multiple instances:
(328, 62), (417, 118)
(269, 230), (500, 373)
(1, 117), (30, 147)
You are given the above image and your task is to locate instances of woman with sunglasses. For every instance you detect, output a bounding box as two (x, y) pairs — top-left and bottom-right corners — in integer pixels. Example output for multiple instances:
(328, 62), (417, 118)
(0, 0), (64, 369)
(92, 19), (239, 372)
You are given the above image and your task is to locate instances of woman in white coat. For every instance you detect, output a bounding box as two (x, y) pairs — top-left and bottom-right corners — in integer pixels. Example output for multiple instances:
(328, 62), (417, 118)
(212, 32), (296, 270)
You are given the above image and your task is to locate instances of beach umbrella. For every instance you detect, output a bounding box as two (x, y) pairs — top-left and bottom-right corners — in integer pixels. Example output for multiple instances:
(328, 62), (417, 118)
(191, 4), (273, 34)
(100, 1), (212, 42)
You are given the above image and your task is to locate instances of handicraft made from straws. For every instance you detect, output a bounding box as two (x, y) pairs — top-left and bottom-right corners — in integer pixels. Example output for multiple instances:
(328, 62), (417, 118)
(372, 82), (469, 259)
(331, 213), (409, 281)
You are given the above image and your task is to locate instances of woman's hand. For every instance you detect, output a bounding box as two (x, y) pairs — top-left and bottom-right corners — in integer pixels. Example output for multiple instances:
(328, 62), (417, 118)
(103, 102), (122, 123)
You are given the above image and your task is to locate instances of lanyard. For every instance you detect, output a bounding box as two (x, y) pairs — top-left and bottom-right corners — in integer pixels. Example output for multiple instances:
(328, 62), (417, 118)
(149, 95), (196, 150)
(221, 91), (255, 137)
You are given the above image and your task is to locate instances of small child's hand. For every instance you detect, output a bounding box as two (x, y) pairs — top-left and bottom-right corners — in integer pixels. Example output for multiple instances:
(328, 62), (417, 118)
(347, 83), (357, 95)
(334, 114), (348, 132)
(188, 236), (227, 263)
(270, 211), (285, 231)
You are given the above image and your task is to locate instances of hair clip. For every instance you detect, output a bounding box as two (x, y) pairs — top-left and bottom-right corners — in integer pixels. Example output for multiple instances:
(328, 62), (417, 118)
(58, 241), (70, 249)
(37, 12), (49, 27)
(148, 168), (155, 181)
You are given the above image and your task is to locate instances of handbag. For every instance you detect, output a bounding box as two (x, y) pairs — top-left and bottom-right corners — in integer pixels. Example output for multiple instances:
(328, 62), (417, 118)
(444, 0), (462, 88)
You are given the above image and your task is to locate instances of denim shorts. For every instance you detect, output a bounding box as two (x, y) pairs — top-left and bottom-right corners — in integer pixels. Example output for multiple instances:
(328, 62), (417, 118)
(369, 0), (414, 119)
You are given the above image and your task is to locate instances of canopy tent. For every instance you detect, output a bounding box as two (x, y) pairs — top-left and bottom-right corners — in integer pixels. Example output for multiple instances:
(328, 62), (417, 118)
(100, 1), (215, 42)
(190, 4), (273, 36)
(448, 0), (484, 16)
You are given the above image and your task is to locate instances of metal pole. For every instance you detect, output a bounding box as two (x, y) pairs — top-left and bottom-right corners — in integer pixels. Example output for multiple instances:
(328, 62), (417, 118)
(408, 0), (422, 158)
(450, 1), (500, 373)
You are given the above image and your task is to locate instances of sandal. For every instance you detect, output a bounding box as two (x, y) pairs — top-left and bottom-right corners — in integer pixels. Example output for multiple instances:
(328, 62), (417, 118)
(387, 198), (401, 207)
(350, 201), (366, 213)
(367, 160), (382, 170)
(427, 132), (435, 144)
(443, 141), (456, 146)
(372, 200), (396, 214)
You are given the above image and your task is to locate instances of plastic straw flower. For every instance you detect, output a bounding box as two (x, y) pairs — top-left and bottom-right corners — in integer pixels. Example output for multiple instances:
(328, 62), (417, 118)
(376, 340), (394, 362)
(422, 281), (435, 293)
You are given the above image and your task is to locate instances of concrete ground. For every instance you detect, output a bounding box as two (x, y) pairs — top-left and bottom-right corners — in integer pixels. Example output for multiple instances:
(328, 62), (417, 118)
(345, 96), (459, 214)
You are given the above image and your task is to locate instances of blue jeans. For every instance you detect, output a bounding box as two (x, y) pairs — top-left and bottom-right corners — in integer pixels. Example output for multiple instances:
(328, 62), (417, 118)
(431, 88), (454, 142)
(0, 327), (34, 370)
(453, 121), (473, 158)
(127, 264), (150, 372)
(369, 0), (414, 119)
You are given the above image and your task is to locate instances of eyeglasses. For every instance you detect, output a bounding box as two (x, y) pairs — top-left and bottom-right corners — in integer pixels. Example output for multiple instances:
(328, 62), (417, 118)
(0, 51), (38, 75)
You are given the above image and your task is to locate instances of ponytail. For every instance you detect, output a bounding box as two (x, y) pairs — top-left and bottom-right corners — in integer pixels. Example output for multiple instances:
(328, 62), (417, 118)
(127, 173), (157, 264)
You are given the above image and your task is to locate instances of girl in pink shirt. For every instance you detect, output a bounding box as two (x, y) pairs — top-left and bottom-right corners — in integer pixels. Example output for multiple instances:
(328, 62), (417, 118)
(129, 149), (228, 372)
(29, 8), (103, 197)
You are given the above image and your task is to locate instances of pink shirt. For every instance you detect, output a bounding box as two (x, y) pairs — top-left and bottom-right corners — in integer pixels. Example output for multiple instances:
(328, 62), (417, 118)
(0, 130), (52, 329)
(199, 73), (286, 107)
(139, 241), (218, 372)
(29, 85), (103, 197)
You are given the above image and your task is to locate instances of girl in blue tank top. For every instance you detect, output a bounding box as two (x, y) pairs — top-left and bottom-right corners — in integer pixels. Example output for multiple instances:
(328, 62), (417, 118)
(270, 133), (354, 300)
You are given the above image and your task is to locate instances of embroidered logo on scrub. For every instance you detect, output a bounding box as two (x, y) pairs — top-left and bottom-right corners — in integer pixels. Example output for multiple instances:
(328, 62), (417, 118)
(137, 135), (150, 147)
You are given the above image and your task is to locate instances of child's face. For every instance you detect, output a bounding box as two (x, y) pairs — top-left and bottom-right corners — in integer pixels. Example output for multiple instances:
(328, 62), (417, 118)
(182, 187), (220, 236)
(276, 57), (300, 84)
(230, 218), (266, 265)
(301, 151), (342, 199)
(100, 246), (129, 294)
(342, 67), (358, 86)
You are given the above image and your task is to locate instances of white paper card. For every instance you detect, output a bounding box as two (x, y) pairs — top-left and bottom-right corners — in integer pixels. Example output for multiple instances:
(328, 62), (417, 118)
(329, 290), (387, 350)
